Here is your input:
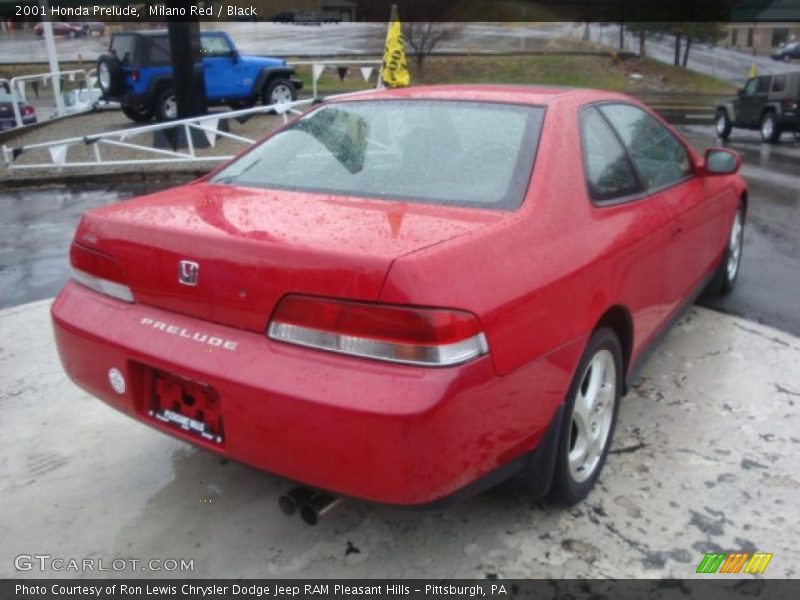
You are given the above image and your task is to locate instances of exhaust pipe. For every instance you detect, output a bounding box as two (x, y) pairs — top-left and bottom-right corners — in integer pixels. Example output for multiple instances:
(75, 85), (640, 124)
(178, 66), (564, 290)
(299, 493), (344, 525)
(278, 487), (315, 517)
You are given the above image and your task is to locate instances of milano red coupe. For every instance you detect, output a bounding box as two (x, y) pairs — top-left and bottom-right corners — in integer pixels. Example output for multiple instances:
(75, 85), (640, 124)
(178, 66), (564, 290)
(52, 86), (746, 507)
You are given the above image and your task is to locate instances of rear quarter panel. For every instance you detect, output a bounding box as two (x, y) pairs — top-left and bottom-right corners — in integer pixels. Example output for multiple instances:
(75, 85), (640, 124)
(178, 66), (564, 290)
(379, 94), (678, 380)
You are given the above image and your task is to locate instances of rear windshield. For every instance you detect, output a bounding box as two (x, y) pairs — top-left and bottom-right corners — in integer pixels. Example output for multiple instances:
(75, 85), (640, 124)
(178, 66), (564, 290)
(212, 100), (544, 210)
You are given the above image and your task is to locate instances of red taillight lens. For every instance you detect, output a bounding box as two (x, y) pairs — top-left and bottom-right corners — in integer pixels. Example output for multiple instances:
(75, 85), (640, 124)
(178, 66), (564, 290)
(22, 105), (35, 116)
(268, 295), (488, 367)
(783, 98), (798, 111)
(131, 69), (140, 82)
(69, 242), (133, 302)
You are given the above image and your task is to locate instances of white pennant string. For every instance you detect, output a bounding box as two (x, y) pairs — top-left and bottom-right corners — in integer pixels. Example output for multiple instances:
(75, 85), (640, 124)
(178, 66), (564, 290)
(204, 118), (220, 147)
(48, 144), (68, 165)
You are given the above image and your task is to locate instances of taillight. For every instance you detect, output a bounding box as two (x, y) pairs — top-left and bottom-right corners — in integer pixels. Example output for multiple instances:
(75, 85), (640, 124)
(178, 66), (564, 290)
(69, 242), (133, 302)
(22, 105), (35, 116)
(783, 99), (798, 111)
(131, 69), (140, 82)
(268, 295), (488, 367)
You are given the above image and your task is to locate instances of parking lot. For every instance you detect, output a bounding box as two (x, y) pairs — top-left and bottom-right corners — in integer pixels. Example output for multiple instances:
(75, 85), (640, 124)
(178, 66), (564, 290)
(0, 120), (799, 579)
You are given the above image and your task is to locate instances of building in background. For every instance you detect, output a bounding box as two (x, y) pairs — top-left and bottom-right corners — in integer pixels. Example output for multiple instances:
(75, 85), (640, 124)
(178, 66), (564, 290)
(725, 22), (800, 53)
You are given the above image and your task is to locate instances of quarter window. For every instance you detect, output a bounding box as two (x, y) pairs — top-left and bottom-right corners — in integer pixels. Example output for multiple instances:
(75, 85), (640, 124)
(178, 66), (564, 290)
(598, 104), (692, 190)
(580, 107), (642, 202)
(772, 75), (786, 93)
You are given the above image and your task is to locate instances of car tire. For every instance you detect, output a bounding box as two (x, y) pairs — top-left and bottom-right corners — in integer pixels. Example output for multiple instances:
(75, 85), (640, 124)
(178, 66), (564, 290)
(760, 112), (782, 144)
(155, 87), (178, 121)
(703, 203), (745, 298)
(96, 54), (122, 97)
(549, 327), (622, 505)
(121, 104), (154, 123)
(715, 109), (732, 139)
(263, 78), (297, 108)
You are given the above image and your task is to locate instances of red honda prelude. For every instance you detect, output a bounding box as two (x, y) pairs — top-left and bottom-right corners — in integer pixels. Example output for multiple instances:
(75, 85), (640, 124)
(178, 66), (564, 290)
(52, 86), (747, 507)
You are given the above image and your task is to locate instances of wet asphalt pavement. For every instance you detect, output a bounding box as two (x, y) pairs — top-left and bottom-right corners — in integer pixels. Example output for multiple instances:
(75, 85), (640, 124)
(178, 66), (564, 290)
(1, 124), (798, 335)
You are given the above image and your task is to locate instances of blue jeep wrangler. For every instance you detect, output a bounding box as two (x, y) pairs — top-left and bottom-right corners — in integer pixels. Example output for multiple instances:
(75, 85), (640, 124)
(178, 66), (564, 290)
(97, 30), (302, 122)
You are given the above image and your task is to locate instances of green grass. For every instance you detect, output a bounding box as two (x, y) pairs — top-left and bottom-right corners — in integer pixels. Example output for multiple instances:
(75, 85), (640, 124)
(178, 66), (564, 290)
(2, 53), (735, 104)
(299, 53), (735, 97)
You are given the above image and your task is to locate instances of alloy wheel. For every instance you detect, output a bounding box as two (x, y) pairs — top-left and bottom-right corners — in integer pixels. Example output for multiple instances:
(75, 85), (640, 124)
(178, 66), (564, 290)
(568, 349), (617, 483)
(163, 94), (177, 120)
(727, 211), (744, 281)
(271, 84), (294, 105)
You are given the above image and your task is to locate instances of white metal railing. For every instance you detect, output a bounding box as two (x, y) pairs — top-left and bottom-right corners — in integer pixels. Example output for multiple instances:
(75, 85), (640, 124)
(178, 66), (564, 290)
(3, 98), (315, 170)
(290, 59), (382, 99)
(7, 69), (96, 127)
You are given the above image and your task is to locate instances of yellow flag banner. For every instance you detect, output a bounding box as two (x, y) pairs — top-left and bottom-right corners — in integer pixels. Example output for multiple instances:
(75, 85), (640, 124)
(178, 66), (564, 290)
(381, 15), (410, 88)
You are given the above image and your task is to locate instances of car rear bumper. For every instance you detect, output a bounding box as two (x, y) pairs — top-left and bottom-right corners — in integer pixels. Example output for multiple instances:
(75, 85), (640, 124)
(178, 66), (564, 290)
(52, 282), (578, 505)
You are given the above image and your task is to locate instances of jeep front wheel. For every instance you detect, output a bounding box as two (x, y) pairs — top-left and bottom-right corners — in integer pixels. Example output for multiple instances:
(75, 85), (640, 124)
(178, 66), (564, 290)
(121, 104), (154, 123)
(155, 88), (178, 121)
(715, 109), (732, 139)
(263, 79), (296, 107)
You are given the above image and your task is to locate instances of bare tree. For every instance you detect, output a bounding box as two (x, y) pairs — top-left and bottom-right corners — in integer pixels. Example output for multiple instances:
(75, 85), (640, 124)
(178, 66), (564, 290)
(402, 22), (460, 73)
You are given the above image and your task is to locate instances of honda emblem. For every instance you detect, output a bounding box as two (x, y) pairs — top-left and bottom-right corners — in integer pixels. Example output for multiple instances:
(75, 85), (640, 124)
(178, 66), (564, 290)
(178, 260), (199, 286)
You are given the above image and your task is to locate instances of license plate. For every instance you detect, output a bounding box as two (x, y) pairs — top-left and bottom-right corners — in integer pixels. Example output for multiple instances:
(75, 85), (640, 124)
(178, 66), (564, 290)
(147, 369), (224, 444)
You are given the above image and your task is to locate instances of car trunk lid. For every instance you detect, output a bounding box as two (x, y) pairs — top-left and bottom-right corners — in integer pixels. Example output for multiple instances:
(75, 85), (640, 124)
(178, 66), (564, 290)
(76, 182), (500, 333)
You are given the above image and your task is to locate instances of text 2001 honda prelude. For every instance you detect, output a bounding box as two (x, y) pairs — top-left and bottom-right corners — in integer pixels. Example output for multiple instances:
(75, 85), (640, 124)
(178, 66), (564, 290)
(52, 86), (747, 506)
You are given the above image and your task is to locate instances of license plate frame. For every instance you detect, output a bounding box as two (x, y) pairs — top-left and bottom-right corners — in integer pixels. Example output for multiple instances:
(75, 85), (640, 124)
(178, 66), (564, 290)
(147, 368), (224, 445)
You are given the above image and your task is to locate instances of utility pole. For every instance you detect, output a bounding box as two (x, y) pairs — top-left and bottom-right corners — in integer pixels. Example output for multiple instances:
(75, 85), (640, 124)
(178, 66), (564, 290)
(166, 14), (206, 119)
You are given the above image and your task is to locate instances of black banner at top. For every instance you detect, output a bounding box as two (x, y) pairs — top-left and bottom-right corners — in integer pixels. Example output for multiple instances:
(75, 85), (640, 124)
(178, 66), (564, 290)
(3, 0), (800, 23)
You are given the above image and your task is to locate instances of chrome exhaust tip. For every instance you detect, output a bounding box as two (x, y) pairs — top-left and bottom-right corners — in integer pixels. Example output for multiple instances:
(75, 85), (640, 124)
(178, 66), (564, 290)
(278, 487), (315, 517)
(299, 493), (343, 525)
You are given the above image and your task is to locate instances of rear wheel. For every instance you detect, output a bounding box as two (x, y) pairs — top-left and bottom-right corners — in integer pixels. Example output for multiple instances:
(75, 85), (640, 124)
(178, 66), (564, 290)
(121, 104), (154, 122)
(704, 204), (745, 297)
(155, 87), (177, 121)
(760, 112), (782, 144)
(715, 109), (732, 139)
(550, 328), (622, 505)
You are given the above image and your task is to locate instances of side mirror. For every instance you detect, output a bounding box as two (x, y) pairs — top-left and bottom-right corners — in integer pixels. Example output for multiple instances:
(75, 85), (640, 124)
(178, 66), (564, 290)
(703, 148), (741, 175)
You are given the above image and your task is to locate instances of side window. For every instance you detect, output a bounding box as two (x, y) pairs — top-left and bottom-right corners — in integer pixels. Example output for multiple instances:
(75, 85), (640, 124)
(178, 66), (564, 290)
(201, 36), (233, 57)
(743, 78), (758, 95)
(599, 103), (692, 190)
(580, 107), (642, 202)
(147, 37), (172, 66)
(756, 77), (770, 94)
(772, 75), (786, 93)
(111, 35), (135, 65)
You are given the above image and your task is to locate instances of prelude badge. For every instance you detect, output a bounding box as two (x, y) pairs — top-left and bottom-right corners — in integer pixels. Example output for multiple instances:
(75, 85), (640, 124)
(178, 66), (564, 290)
(178, 260), (199, 286)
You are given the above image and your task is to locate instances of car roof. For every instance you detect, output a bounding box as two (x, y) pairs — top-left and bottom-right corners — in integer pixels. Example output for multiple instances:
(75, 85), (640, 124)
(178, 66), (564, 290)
(328, 84), (630, 107)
